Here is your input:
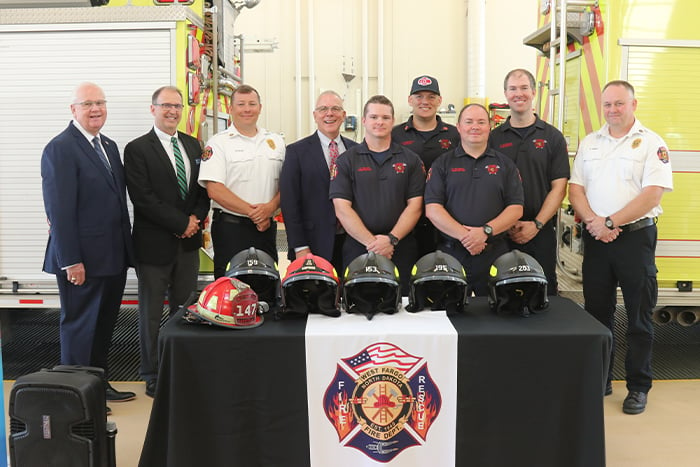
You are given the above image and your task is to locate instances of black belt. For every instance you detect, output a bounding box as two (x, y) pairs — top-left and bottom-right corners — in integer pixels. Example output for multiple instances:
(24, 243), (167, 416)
(620, 217), (656, 233)
(212, 208), (258, 225)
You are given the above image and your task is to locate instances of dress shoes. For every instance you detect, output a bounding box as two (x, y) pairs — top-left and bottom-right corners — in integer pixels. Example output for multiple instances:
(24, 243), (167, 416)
(622, 391), (647, 415)
(106, 383), (136, 402)
(605, 381), (613, 396)
(146, 379), (156, 398)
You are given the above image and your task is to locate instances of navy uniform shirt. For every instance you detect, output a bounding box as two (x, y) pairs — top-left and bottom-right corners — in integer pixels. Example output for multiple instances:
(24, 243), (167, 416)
(488, 116), (569, 220)
(424, 145), (524, 229)
(330, 141), (425, 234)
(392, 115), (460, 171)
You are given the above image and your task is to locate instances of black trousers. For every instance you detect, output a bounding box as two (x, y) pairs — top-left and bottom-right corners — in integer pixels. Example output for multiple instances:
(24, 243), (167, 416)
(342, 234), (418, 296)
(414, 216), (440, 259)
(136, 245), (199, 381)
(582, 225), (657, 393)
(211, 214), (278, 279)
(508, 220), (558, 295)
(440, 237), (509, 297)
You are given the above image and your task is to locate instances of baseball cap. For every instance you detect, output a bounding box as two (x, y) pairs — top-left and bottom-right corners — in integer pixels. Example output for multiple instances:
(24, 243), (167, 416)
(410, 75), (440, 95)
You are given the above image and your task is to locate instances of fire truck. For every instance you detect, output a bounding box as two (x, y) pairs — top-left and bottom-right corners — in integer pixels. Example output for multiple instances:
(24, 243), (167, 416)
(0, 0), (253, 308)
(524, 0), (700, 325)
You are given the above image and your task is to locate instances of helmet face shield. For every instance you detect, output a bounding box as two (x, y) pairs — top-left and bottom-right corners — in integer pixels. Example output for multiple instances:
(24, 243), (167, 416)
(343, 252), (401, 320)
(488, 250), (549, 317)
(185, 276), (266, 329)
(225, 247), (281, 307)
(407, 250), (468, 314)
(282, 254), (341, 317)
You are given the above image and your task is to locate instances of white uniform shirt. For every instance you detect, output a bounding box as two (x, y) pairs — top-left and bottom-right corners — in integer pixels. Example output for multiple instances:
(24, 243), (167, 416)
(198, 125), (285, 216)
(570, 119), (673, 221)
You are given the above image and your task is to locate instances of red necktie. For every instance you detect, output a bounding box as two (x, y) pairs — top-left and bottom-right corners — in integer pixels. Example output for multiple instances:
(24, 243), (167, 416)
(329, 140), (339, 171)
(329, 140), (344, 233)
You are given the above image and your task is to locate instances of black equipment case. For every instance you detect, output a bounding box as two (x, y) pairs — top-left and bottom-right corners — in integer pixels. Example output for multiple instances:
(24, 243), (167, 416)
(8, 365), (115, 467)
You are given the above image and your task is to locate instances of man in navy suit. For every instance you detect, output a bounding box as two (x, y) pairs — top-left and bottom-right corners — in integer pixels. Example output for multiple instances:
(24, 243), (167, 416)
(280, 90), (358, 274)
(124, 86), (210, 397)
(41, 82), (136, 404)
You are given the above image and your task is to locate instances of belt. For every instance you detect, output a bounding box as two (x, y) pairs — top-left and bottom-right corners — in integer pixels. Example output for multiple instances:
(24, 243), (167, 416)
(620, 217), (656, 233)
(212, 208), (255, 225)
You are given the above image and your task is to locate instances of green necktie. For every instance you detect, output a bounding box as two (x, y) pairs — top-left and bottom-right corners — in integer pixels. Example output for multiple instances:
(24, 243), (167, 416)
(171, 136), (188, 199)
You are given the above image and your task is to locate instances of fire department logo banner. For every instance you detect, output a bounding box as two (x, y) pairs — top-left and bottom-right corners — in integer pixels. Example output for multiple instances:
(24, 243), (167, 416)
(306, 308), (457, 466)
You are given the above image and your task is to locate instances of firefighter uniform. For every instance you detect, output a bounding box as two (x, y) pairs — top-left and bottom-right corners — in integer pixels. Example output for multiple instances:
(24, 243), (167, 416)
(198, 126), (285, 277)
(424, 146), (524, 296)
(329, 142), (425, 293)
(570, 119), (673, 393)
(393, 115), (461, 257)
(489, 116), (570, 293)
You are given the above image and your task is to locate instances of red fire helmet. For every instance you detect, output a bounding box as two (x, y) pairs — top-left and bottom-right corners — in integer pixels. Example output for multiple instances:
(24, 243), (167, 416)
(188, 276), (265, 329)
(281, 254), (340, 317)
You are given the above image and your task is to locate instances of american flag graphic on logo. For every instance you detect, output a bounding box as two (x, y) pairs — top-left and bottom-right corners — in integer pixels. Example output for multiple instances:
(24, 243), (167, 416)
(344, 342), (421, 374)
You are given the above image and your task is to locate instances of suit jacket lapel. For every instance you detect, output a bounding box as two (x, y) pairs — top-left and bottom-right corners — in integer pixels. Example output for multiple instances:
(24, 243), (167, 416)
(178, 131), (202, 196)
(311, 133), (332, 175)
(69, 124), (117, 190)
(148, 129), (180, 188)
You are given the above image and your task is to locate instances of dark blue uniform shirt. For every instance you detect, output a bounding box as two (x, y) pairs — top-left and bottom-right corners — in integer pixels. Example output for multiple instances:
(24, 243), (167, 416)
(424, 145), (523, 230)
(392, 115), (460, 170)
(488, 116), (569, 220)
(330, 141), (425, 234)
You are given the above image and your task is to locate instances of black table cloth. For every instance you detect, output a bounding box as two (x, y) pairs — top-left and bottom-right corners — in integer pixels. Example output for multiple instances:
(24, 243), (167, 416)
(139, 297), (611, 467)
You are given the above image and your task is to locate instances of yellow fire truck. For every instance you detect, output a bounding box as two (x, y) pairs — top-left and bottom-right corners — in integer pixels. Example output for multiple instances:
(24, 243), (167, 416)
(0, 0), (249, 307)
(524, 0), (700, 324)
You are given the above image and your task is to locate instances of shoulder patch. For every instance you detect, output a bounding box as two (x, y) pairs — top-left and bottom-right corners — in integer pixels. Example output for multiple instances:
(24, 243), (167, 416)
(202, 146), (213, 161)
(657, 146), (669, 164)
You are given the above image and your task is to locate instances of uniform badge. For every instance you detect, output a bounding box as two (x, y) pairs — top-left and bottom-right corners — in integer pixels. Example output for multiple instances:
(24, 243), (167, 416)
(657, 146), (670, 164)
(266, 139), (276, 150)
(439, 139), (451, 149)
(532, 139), (547, 149)
(323, 342), (442, 463)
(632, 138), (642, 149)
(393, 162), (407, 174)
(202, 146), (213, 161)
(486, 164), (501, 175)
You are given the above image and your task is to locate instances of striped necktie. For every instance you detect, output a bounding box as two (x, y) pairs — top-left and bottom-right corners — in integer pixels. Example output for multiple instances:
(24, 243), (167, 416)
(171, 136), (188, 199)
(92, 136), (112, 173)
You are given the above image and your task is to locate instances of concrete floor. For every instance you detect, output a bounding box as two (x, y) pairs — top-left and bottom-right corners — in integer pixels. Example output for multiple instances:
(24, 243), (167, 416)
(4, 379), (700, 466)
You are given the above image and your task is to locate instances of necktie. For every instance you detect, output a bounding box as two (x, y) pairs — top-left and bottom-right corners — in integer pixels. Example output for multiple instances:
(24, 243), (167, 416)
(171, 136), (188, 199)
(329, 140), (339, 172)
(329, 140), (344, 233)
(92, 136), (112, 173)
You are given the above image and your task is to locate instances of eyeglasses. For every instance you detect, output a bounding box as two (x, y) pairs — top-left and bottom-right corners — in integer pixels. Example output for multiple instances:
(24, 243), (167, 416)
(315, 106), (344, 114)
(154, 103), (184, 110)
(74, 100), (107, 109)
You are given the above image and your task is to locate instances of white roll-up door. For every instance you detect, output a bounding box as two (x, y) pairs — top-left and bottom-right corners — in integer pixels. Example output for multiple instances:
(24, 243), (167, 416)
(0, 23), (174, 285)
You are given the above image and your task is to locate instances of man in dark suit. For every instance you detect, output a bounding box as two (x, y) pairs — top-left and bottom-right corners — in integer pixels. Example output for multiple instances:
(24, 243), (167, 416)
(280, 90), (358, 274)
(124, 86), (210, 397)
(41, 82), (136, 405)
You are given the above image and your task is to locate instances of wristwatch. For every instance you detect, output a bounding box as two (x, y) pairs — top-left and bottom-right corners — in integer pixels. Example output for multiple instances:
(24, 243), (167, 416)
(482, 224), (493, 239)
(387, 233), (399, 246)
(604, 216), (615, 230)
(534, 219), (544, 230)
